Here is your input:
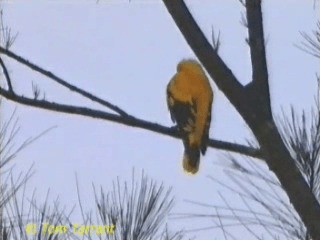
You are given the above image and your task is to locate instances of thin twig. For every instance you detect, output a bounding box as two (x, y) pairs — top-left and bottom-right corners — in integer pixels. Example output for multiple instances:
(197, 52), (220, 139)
(211, 26), (221, 52)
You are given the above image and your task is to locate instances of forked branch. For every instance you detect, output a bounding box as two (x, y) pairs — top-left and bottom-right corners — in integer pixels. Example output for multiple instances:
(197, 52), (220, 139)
(0, 86), (262, 159)
(0, 57), (13, 92)
(162, 0), (320, 239)
(0, 46), (129, 117)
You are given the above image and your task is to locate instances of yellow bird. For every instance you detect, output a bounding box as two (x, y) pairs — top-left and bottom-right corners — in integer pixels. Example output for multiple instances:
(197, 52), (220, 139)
(167, 59), (213, 174)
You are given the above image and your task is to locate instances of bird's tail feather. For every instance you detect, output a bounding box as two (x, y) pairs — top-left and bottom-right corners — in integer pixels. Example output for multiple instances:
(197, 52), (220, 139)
(182, 146), (200, 174)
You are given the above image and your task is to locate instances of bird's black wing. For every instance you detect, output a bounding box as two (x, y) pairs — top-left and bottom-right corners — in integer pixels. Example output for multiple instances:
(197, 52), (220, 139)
(167, 89), (197, 140)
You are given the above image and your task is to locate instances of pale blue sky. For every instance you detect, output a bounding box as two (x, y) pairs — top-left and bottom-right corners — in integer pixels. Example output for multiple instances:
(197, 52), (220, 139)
(1, 1), (319, 239)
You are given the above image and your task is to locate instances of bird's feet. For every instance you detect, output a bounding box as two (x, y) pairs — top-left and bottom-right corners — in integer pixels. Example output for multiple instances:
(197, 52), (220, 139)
(170, 125), (179, 134)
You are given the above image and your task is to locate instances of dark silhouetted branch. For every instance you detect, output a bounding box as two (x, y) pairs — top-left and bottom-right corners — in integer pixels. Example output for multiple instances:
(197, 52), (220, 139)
(162, 1), (320, 239)
(0, 87), (262, 160)
(245, 0), (269, 89)
(0, 57), (13, 93)
(0, 46), (129, 117)
(245, 0), (271, 118)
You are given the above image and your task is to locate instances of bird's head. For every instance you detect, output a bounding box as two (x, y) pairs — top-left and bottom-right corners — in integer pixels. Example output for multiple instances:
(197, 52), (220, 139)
(177, 59), (205, 75)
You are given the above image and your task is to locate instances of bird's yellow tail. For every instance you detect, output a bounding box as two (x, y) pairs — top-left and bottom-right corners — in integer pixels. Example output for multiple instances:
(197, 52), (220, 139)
(182, 146), (200, 174)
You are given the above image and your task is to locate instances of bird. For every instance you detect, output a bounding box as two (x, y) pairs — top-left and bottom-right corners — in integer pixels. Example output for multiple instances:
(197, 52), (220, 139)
(166, 59), (213, 174)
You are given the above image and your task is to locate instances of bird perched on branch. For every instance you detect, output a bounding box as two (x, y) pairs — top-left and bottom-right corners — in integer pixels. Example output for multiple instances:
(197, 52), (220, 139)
(166, 59), (213, 174)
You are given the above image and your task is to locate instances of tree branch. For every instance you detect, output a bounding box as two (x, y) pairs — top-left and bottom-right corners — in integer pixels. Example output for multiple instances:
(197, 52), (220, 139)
(0, 46), (129, 117)
(0, 45), (264, 160)
(0, 87), (262, 160)
(245, 0), (271, 118)
(162, 1), (320, 239)
(0, 56), (13, 93)
(245, 0), (269, 88)
(162, 0), (249, 115)
(0, 44), (264, 160)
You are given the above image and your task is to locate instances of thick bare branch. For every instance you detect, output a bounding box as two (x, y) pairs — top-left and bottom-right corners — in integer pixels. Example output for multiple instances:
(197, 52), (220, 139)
(0, 46), (129, 117)
(0, 87), (262, 160)
(245, 0), (271, 118)
(245, 0), (269, 88)
(162, 1), (320, 239)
